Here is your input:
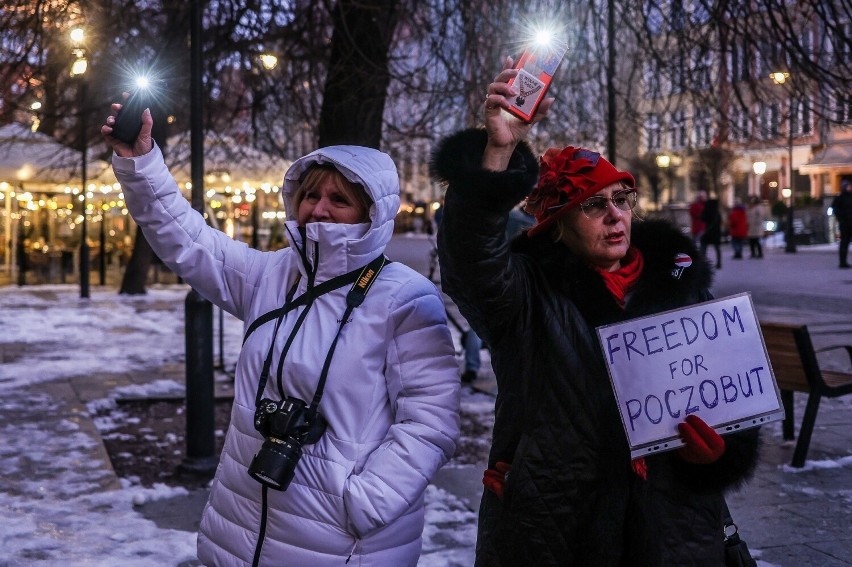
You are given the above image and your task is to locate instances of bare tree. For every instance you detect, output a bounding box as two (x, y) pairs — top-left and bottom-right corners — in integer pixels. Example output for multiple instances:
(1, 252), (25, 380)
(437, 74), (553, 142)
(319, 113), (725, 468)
(3, 0), (850, 292)
(621, 0), (852, 139)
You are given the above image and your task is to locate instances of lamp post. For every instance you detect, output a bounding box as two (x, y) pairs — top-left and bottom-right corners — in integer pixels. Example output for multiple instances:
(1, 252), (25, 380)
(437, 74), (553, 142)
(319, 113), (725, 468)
(70, 27), (91, 297)
(99, 192), (108, 285)
(656, 154), (671, 206)
(16, 197), (27, 286)
(752, 161), (766, 198)
(771, 71), (797, 253)
(181, 0), (217, 477)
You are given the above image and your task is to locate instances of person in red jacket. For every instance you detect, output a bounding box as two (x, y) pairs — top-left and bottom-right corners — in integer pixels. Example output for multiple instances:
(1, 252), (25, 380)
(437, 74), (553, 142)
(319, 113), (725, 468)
(728, 200), (748, 259)
(689, 191), (707, 246)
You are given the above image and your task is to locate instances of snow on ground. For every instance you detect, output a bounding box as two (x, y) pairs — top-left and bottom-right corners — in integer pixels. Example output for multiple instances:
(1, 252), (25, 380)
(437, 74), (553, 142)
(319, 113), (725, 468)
(0, 284), (480, 565)
(6, 284), (846, 565)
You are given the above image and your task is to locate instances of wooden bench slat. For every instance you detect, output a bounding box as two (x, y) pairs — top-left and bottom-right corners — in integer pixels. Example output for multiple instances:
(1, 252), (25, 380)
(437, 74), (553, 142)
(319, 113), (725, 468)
(760, 322), (852, 467)
(821, 370), (852, 390)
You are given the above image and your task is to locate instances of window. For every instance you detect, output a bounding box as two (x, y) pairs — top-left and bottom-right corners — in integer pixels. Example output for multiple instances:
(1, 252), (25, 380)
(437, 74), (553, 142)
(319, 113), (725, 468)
(644, 62), (661, 99)
(791, 97), (812, 135)
(758, 103), (781, 139)
(691, 47), (713, 90)
(670, 54), (686, 95)
(726, 40), (749, 83)
(833, 21), (852, 65)
(645, 113), (662, 151)
(836, 92), (852, 124)
(800, 27), (813, 57)
(669, 109), (688, 149)
(645, 3), (664, 36)
(756, 41), (783, 77)
(693, 107), (713, 147)
(671, 0), (686, 32)
(728, 107), (751, 142)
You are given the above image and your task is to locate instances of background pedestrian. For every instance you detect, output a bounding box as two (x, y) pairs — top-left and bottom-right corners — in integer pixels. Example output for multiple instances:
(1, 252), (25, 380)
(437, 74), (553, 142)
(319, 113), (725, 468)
(729, 200), (748, 259)
(831, 178), (852, 269)
(700, 195), (723, 269)
(746, 196), (767, 258)
(689, 190), (707, 247)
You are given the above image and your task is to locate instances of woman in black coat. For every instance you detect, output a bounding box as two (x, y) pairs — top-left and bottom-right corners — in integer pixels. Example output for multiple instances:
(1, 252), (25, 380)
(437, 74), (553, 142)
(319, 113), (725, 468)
(700, 197), (723, 269)
(432, 60), (760, 566)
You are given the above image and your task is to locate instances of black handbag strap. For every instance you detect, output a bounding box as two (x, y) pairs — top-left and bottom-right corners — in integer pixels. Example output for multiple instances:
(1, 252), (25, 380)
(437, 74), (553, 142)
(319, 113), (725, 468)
(721, 498), (758, 567)
(722, 499), (738, 540)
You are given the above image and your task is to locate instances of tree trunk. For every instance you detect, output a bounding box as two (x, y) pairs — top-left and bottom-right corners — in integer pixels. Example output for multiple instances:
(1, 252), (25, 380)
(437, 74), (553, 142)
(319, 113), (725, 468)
(317, 0), (401, 149)
(119, 226), (155, 295)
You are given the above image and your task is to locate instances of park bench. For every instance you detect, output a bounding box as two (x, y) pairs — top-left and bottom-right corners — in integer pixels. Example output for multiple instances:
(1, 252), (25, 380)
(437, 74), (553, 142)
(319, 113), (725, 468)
(761, 322), (852, 467)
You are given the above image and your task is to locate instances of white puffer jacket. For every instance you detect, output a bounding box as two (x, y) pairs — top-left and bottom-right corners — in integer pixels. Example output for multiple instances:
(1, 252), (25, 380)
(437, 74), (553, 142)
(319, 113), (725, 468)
(112, 144), (460, 567)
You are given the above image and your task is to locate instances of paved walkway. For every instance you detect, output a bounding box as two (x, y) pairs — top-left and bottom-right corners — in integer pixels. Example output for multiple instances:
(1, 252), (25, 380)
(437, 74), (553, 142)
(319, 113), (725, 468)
(1, 240), (850, 565)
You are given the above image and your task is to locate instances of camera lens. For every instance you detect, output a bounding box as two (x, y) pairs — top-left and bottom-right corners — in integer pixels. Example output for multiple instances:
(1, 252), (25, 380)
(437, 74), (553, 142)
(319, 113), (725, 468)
(248, 436), (303, 491)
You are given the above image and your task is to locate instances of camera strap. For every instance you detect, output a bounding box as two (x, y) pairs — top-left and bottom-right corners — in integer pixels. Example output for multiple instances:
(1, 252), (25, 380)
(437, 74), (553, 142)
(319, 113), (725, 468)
(309, 254), (388, 409)
(243, 261), (376, 345)
(250, 254), (389, 407)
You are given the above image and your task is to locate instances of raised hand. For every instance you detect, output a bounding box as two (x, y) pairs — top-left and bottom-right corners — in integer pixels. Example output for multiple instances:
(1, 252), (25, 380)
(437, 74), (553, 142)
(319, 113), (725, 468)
(101, 94), (154, 158)
(482, 57), (553, 171)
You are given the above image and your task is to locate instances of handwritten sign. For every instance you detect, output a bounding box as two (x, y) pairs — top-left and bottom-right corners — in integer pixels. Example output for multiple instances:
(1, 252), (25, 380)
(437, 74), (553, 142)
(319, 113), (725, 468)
(596, 293), (783, 458)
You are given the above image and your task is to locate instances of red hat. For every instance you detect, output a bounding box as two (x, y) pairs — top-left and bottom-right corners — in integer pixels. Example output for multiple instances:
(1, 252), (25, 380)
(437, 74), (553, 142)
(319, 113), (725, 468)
(525, 147), (636, 237)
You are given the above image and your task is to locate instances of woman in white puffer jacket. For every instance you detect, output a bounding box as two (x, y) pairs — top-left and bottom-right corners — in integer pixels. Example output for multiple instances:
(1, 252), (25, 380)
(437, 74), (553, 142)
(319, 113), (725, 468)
(102, 108), (460, 567)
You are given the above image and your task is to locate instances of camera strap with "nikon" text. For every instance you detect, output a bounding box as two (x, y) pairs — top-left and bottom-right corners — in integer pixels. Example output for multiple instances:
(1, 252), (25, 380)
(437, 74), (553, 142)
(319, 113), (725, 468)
(249, 254), (389, 407)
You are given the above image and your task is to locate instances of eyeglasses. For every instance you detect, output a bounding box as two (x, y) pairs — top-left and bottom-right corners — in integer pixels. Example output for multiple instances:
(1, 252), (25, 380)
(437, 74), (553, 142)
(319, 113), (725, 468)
(578, 189), (638, 219)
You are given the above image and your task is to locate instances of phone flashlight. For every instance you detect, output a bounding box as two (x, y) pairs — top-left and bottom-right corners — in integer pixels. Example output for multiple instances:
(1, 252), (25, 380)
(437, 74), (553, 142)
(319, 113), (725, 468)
(111, 84), (149, 145)
(507, 35), (568, 123)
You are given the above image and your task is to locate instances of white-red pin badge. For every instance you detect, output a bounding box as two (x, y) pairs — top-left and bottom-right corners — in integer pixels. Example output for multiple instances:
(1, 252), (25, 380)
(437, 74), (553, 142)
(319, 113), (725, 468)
(671, 252), (692, 279)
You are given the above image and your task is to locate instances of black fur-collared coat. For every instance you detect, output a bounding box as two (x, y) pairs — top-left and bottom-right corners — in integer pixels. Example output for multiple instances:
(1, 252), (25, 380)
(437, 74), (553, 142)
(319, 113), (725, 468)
(432, 129), (760, 567)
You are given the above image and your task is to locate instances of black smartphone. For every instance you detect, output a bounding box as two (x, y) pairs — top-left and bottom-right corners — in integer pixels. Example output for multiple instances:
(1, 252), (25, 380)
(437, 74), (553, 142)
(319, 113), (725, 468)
(111, 90), (148, 144)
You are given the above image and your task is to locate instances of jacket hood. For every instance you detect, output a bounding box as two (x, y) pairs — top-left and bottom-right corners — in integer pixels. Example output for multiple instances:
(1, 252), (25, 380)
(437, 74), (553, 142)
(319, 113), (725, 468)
(281, 146), (399, 258)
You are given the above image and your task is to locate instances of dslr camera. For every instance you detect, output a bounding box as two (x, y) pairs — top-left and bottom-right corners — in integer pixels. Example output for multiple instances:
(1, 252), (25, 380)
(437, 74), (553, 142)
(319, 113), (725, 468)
(248, 397), (327, 491)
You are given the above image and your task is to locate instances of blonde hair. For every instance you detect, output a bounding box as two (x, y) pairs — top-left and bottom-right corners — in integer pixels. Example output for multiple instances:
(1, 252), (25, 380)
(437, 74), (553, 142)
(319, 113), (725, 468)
(292, 165), (373, 222)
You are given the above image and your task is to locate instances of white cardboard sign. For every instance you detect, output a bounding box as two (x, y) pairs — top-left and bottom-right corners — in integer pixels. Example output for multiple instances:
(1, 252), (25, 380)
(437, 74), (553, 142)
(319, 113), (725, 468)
(596, 293), (784, 458)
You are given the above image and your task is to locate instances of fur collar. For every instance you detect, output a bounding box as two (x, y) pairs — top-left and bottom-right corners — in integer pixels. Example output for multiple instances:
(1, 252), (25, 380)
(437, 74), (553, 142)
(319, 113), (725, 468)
(430, 128), (539, 212)
(512, 219), (713, 328)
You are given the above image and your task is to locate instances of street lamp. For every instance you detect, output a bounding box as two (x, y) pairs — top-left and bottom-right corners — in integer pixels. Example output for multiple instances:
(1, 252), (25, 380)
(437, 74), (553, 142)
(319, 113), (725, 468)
(656, 154), (673, 204)
(752, 161), (766, 198)
(259, 53), (278, 71)
(771, 71), (796, 253)
(30, 101), (42, 132)
(70, 27), (91, 297)
(99, 186), (111, 285)
(181, 0), (217, 477)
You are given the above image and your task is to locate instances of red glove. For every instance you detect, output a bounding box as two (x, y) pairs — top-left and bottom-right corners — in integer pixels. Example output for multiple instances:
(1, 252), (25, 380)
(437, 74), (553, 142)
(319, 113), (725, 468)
(678, 414), (725, 464)
(482, 461), (511, 500)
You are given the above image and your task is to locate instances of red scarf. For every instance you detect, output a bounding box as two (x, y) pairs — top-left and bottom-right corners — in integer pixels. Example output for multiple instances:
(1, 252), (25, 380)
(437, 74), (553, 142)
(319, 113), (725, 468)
(593, 247), (648, 479)
(593, 246), (644, 308)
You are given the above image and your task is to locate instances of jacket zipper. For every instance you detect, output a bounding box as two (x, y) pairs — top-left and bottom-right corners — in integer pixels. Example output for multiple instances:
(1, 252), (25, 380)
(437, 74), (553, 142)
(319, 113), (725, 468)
(252, 485), (269, 567)
(345, 539), (359, 564)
